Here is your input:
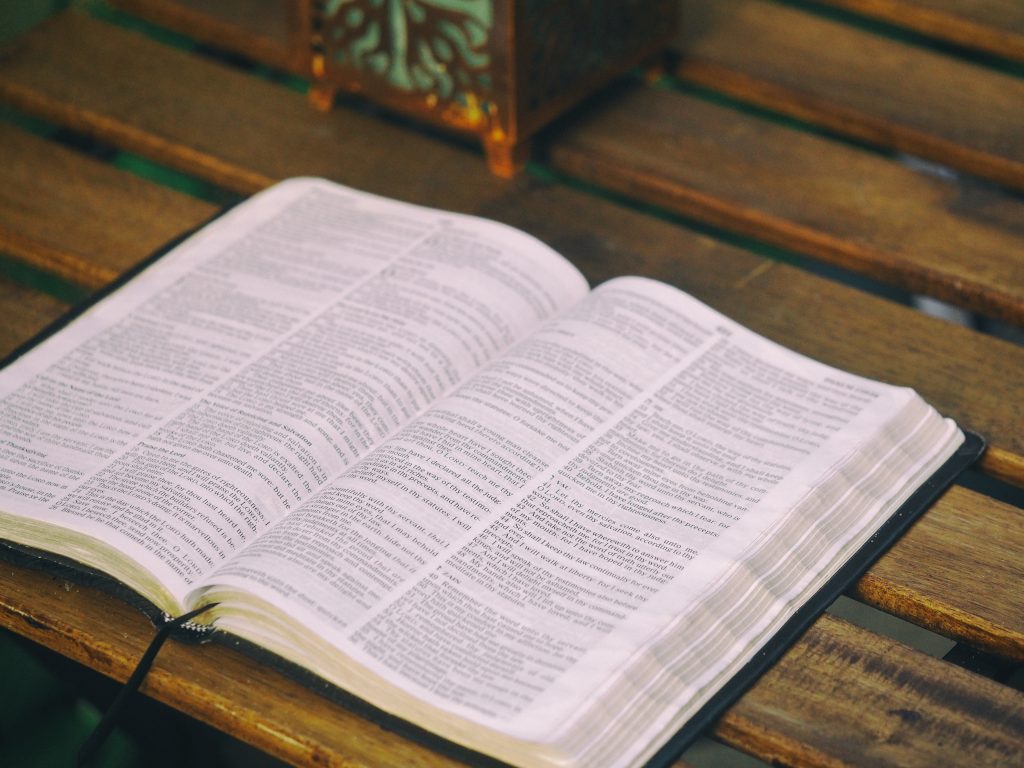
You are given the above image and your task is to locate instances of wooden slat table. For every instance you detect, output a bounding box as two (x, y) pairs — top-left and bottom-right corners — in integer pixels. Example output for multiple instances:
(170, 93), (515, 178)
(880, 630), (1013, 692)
(0, 3), (1022, 766)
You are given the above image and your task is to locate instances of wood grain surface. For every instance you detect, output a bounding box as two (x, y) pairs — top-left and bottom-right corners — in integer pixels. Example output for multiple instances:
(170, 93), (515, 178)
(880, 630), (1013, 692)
(8, 12), (1024, 326)
(719, 613), (1024, 767)
(0, 122), (217, 289)
(812, 0), (1024, 61)
(674, 0), (1024, 190)
(109, 0), (302, 73)
(854, 485), (1024, 661)
(0, 278), (68, 359)
(549, 84), (1024, 324)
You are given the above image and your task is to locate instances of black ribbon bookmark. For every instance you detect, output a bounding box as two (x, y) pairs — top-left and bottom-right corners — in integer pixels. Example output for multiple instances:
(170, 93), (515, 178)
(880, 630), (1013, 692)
(77, 602), (219, 767)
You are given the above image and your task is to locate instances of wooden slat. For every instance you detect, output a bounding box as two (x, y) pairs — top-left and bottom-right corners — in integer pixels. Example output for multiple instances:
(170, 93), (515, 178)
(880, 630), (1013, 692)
(717, 613), (1024, 767)
(2, 557), (1021, 768)
(854, 485), (1024, 662)
(0, 11), (1021, 486)
(674, 0), (1024, 190)
(0, 278), (67, 359)
(109, 0), (302, 73)
(814, 0), (1024, 62)
(548, 84), (1024, 324)
(1, 118), (1022, 662)
(0, 122), (217, 290)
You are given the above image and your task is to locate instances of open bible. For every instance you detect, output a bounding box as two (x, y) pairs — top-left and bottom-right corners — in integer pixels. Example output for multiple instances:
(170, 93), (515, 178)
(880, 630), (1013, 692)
(0, 178), (976, 767)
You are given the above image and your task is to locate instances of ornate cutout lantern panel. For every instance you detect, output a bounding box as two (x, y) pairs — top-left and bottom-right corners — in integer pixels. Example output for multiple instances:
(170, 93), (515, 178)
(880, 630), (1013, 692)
(311, 0), (676, 176)
(107, 0), (677, 176)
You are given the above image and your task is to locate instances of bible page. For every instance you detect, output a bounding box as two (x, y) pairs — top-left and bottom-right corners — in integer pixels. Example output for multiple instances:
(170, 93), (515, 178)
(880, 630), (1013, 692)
(0, 178), (586, 613)
(192, 277), (722, 706)
(196, 276), (961, 767)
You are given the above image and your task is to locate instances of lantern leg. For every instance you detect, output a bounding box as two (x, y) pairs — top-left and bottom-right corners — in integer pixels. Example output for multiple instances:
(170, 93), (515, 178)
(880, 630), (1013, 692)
(483, 135), (531, 178)
(641, 50), (671, 85)
(308, 82), (336, 112)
